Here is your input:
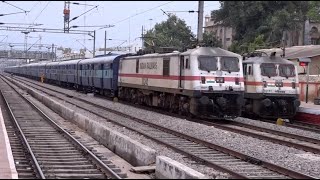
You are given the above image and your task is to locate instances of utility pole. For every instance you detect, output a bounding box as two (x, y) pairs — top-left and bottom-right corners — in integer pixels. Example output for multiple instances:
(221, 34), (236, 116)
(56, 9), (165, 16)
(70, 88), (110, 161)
(104, 30), (107, 55)
(93, 30), (96, 58)
(141, 25), (144, 49)
(197, 1), (204, 43)
(63, 1), (71, 33)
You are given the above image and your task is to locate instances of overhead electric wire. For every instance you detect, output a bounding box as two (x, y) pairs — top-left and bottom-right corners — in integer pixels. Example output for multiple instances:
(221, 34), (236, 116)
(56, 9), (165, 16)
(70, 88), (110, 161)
(2, 1), (28, 13)
(111, 1), (174, 25)
(0, 11), (29, 17)
(32, 1), (51, 24)
(69, 5), (99, 22)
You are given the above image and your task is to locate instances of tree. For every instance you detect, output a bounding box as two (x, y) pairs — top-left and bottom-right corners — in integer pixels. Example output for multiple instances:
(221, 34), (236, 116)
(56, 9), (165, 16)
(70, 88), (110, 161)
(143, 15), (196, 52)
(211, 1), (312, 53)
(202, 31), (222, 47)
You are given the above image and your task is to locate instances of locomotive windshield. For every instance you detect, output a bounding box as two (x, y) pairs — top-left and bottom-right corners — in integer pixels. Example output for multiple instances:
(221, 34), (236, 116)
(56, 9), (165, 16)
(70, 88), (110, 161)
(261, 63), (277, 77)
(198, 56), (218, 71)
(279, 64), (295, 77)
(220, 57), (240, 72)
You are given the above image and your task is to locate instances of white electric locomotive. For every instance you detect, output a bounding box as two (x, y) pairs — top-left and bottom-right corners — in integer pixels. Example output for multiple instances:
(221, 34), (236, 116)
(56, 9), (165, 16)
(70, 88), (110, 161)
(243, 51), (301, 119)
(118, 47), (245, 119)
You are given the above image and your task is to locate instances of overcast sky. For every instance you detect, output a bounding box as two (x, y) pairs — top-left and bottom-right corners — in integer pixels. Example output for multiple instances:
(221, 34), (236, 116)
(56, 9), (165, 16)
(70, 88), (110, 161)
(0, 1), (220, 52)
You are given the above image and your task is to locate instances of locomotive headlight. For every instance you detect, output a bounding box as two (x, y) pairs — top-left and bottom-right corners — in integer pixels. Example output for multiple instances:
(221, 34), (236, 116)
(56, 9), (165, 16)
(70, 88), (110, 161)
(263, 81), (267, 88)
(292, 82), (296, 89)
(216, 77), (224, 83)
(235, 77), (239, 85)
(201, 76), (206, 84)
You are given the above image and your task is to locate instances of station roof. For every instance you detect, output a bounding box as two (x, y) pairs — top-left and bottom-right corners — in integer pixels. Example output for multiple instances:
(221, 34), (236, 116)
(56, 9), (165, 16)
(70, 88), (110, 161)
(257, 45), (320, 60)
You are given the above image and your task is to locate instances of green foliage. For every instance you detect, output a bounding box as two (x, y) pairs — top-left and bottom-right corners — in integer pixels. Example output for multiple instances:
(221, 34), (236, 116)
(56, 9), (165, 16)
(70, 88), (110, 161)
(211, 1), (316, 54)
(202, 31), (222, 47)
(143, 15), (196, 51)
(308, 1), (320, 21)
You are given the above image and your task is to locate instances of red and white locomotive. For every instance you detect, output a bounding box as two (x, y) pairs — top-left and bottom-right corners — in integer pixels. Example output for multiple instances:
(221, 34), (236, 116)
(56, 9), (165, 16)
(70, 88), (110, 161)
(243, 51), (301, 119)
(118, 47), (245, 119)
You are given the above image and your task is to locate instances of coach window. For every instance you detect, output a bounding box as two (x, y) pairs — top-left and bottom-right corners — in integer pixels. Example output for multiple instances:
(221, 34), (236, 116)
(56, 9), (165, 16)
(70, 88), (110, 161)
(136, 59), (139, 73)
(163, 57), (170, 76)
(248, 65), (252, 75)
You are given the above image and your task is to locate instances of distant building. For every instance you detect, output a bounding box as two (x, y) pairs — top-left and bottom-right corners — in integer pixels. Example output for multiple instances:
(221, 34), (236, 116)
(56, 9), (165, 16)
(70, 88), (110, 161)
(204, 15), (320, 49)
(204, 15), (234, 50)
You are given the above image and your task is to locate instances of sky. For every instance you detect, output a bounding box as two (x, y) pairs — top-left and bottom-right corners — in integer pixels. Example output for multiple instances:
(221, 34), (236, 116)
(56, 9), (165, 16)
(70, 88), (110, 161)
(0, 1), (220, 53)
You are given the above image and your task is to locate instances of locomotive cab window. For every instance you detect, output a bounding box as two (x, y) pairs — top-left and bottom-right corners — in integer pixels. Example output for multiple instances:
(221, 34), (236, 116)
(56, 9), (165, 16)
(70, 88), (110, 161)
(220, 57), (240, 72)
(198, 56), (218, 72)
(261, 63), (277, 77)
(163, 57), (170, 76)
(279, 64), (295, 78)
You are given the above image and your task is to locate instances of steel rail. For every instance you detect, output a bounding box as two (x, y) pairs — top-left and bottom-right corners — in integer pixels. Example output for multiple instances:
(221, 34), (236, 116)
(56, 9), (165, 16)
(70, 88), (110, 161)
(7, 75), (316, 179)
(1, 76), (122, 179)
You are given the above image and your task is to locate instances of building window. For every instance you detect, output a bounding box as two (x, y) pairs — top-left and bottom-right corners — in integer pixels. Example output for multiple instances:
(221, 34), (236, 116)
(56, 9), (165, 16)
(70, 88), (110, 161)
(226, 38), (231, 41)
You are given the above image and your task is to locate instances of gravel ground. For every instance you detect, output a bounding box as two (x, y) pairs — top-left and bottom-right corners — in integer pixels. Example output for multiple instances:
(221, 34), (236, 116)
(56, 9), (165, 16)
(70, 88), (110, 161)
(232, 117), (320, 141)
(15, 76), (320, 178)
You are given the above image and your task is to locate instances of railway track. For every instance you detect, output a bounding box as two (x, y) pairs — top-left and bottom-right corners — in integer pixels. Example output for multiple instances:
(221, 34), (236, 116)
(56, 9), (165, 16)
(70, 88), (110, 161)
(260, 119), (320, 134)
(195, 120), (320, 154)
(6, 75), (316, 179)
(0, 76), (123, 179)
(10, 75), (320, 154)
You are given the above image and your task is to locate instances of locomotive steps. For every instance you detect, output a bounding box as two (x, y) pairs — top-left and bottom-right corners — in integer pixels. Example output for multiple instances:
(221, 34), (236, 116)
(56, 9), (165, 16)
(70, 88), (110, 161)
(4, 75), (207, 179)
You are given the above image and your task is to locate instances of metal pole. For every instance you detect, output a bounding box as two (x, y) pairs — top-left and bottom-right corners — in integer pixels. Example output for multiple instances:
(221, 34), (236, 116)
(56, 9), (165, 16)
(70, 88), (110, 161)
(104, 30), (107, 55)
(52, 43), (54, 60)
(55, 46), (57, 61)
(93, 30), (96, 58)
(306, 63), (310, 103)
(197, 1), (204, 43)
(141, 26), (144, 49)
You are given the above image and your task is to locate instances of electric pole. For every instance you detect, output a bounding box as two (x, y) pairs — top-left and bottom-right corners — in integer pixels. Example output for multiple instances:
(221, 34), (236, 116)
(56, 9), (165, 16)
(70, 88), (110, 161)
(64, 1), (71, 33)
(104, 30), (107, 55)
(197, 1), (204, 43)
(141, 25), (144, 49)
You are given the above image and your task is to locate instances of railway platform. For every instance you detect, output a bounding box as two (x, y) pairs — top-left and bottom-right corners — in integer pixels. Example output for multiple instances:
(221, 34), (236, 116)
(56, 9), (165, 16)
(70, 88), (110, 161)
(295, 102), (320, 124)
(0, 106), (18, 178)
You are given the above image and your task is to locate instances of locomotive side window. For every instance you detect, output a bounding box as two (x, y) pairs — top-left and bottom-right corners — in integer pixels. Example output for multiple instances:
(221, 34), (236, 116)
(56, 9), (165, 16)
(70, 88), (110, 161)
(163, 57), (170, 76)
(279, 64), (295, 77)
(261, 63), (277, 77)
(243, 65), (247, 75)
(220, 57), (240, 72)
(198, 56), (218, 71)
(136, 59), (139, 73)
(248, 66), (252, 75)
(185, 58), (190, 69)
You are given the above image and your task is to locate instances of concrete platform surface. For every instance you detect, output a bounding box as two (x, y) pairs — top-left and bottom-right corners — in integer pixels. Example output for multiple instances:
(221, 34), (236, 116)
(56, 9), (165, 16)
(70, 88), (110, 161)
(0, 106), (18, 179)
(155, 156), (208, 179)
(299, 102), (320, 115)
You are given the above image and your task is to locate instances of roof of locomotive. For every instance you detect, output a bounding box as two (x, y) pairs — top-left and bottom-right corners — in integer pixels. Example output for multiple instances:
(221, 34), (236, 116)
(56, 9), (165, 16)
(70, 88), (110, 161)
(122, 52), (180, 60)
(243, 55), (295, 65)
(181, 47), (242, 58)
(122, 47), (242, 60)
